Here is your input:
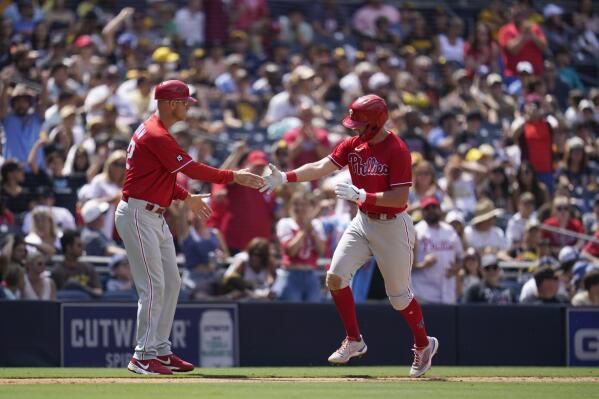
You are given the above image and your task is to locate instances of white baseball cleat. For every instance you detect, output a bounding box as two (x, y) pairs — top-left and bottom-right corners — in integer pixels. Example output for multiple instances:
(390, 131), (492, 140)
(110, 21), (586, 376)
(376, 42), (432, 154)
(409, 336), (439, 378)
(328, 335), (368, 365)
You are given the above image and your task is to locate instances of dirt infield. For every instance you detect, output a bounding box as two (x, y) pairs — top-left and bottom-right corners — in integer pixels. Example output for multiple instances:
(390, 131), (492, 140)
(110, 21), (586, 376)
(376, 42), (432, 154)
(2, 376), (599, 384)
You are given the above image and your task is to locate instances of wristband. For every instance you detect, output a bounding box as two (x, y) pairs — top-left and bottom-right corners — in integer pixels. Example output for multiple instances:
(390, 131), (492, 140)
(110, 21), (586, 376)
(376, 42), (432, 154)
(364, 192), (377, 205)
(285, 171), (298, 183)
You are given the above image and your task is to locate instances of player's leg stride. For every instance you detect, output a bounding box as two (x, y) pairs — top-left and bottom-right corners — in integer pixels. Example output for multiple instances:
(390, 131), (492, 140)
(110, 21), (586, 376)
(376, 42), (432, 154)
(409, 336), (439, 378)
(157, 353), (195, 372)
(127, 358), (173, 375)
(261, 94), (438, 377)
(328, 335), (368, 365)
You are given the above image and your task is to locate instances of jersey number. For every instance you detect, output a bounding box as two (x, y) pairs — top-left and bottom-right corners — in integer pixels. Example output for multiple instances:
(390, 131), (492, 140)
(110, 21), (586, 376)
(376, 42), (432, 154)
(126, 140), (136, 170)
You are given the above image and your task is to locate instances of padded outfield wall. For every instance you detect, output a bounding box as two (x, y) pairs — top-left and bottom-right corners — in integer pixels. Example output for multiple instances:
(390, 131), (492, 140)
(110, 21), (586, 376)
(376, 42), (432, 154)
(0, 301), (597, 367)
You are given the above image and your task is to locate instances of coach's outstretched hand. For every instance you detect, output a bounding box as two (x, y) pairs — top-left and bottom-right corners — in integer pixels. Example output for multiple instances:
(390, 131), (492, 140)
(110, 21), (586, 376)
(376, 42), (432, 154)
(184, 193), (212, 220)
(259, 163), (284, 193)
(233, 169), (265, 189)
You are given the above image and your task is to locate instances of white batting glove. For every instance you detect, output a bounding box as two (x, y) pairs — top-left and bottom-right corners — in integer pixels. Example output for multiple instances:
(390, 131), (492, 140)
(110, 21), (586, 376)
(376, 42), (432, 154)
(335, 182), (366, 203)
(259, 163), (286, 193)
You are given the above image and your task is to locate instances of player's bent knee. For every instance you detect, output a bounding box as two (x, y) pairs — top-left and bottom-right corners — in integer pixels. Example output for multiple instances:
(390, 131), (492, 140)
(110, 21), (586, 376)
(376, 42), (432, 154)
(388, 289), (414, 310)
(326, 272), (347, 291)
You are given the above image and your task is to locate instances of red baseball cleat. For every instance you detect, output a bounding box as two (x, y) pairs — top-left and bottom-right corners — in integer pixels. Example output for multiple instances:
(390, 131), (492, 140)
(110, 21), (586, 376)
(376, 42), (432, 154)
(128, 357), (173, 375)
(157, 353), (195, 372)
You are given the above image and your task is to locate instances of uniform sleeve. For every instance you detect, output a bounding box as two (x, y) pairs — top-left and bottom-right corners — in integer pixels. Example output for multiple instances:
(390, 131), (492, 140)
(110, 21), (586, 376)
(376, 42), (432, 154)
(181, 162), (234, 184)
(173, 183), (189, 201)
(389, 149), (412, 188)
(328, 138), (352, 168)
(146, 133), (194, 174)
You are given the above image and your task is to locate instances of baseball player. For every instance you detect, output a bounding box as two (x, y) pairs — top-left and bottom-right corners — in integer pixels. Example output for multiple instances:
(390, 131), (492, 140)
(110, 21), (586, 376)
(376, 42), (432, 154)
(115, 80), (263, 375)
(261, 94), (438, 377)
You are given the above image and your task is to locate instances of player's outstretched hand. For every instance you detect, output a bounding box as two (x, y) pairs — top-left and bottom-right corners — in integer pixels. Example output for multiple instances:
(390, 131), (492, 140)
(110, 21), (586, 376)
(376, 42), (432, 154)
(259, 163), (285, 193)
(335, 182), (366, 203)
(184, 193), (212, 220)
(233, 169), (265, 189)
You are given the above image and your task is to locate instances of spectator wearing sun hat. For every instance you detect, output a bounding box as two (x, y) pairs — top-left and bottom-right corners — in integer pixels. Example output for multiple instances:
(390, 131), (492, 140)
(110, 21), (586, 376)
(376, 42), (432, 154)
(464, 198), (508, 253)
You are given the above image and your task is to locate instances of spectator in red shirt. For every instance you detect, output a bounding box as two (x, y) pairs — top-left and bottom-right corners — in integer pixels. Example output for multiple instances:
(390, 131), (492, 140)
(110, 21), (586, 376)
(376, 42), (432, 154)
(542, 196), (585, 253)
(283, 104), (331, 170)
(513, 94), (556, 193)
(209, 146), (276, 254)
(498, 2), (547, 80)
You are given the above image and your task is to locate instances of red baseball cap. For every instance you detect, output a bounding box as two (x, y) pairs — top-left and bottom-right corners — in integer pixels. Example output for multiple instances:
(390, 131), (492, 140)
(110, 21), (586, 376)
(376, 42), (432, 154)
(246, 150), (269, 166)
(420, 196), (440, 209)
(74, 35), (93, 48)
(154, 80), (197, 103)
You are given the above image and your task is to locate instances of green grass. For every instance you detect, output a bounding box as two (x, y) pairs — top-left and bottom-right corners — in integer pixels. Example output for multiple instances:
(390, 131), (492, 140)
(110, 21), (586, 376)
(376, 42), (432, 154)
(1, 367), (598, 399)
(1, 382), (599, 399)
(0, 366), (598, 379)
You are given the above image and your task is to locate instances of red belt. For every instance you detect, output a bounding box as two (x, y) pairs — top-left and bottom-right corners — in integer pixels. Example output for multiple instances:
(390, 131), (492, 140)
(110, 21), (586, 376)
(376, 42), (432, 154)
(361, 210), (398, 220)
(122, 195), (166, 215)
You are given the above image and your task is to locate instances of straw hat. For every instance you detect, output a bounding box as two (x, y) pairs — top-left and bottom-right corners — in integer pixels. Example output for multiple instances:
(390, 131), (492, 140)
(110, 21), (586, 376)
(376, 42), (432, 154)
(470, 198), (504, 225)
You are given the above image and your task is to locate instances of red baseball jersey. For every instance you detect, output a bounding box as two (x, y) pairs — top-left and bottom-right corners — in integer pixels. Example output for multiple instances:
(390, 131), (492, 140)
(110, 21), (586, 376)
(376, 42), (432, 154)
(328, 132), (412, 214)
(122, 115), (193, 207)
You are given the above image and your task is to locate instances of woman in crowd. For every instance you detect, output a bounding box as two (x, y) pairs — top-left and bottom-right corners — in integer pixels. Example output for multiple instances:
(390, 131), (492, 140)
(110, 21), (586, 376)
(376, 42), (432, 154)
(512, 161), (550, 210)
(25, 208), (59, 256)
(464, 21), (500, 77)
(408, 160), (445, 211)
(22, 248), (56, 301)
(273, 192), (326, 302)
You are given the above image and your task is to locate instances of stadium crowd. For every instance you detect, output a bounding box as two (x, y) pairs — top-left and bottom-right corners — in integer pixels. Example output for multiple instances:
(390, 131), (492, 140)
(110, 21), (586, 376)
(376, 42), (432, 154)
(0, 0), (599, 306)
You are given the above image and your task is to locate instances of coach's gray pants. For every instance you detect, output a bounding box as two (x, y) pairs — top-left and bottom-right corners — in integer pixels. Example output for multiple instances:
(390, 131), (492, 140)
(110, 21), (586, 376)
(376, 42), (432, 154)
(115, 198), (181, 360)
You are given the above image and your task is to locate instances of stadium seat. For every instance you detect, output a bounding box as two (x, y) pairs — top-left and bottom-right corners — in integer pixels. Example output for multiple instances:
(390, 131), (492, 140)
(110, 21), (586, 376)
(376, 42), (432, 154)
(56, 290), (93, 302)
(100, 290), (138, 302)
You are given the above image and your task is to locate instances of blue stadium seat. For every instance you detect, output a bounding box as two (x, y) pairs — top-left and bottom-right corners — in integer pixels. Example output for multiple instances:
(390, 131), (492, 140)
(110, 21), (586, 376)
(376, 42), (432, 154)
(100, 290), (138, 302)
(56, 290), (93, 302)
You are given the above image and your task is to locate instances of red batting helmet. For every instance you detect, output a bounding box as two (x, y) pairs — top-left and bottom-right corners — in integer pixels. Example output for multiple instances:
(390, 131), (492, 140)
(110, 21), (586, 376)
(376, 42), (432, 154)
(154, 80), (197, 103)
(341, 94), (388, 140)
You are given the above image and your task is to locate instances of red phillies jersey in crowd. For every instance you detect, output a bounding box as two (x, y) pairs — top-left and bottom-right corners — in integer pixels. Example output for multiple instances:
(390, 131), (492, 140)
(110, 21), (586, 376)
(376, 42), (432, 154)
(122, 115), (193, 207)
(208, 183), (276, 251)
(328, 132), (412, 214)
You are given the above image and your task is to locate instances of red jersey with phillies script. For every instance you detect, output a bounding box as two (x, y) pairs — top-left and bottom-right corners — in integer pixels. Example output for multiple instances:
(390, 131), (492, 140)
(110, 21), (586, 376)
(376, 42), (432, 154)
(328, 132), (412, 214)
(122, 115), (194, 207)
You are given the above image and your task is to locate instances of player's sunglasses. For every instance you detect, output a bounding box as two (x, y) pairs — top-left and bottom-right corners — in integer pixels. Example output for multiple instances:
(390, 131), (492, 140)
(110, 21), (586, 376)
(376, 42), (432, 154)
(556, 206), (569, 212)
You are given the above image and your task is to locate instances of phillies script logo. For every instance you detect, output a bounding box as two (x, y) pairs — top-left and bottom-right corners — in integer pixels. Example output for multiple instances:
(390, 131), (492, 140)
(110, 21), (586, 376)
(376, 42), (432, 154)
(348, 153), (389, 176)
